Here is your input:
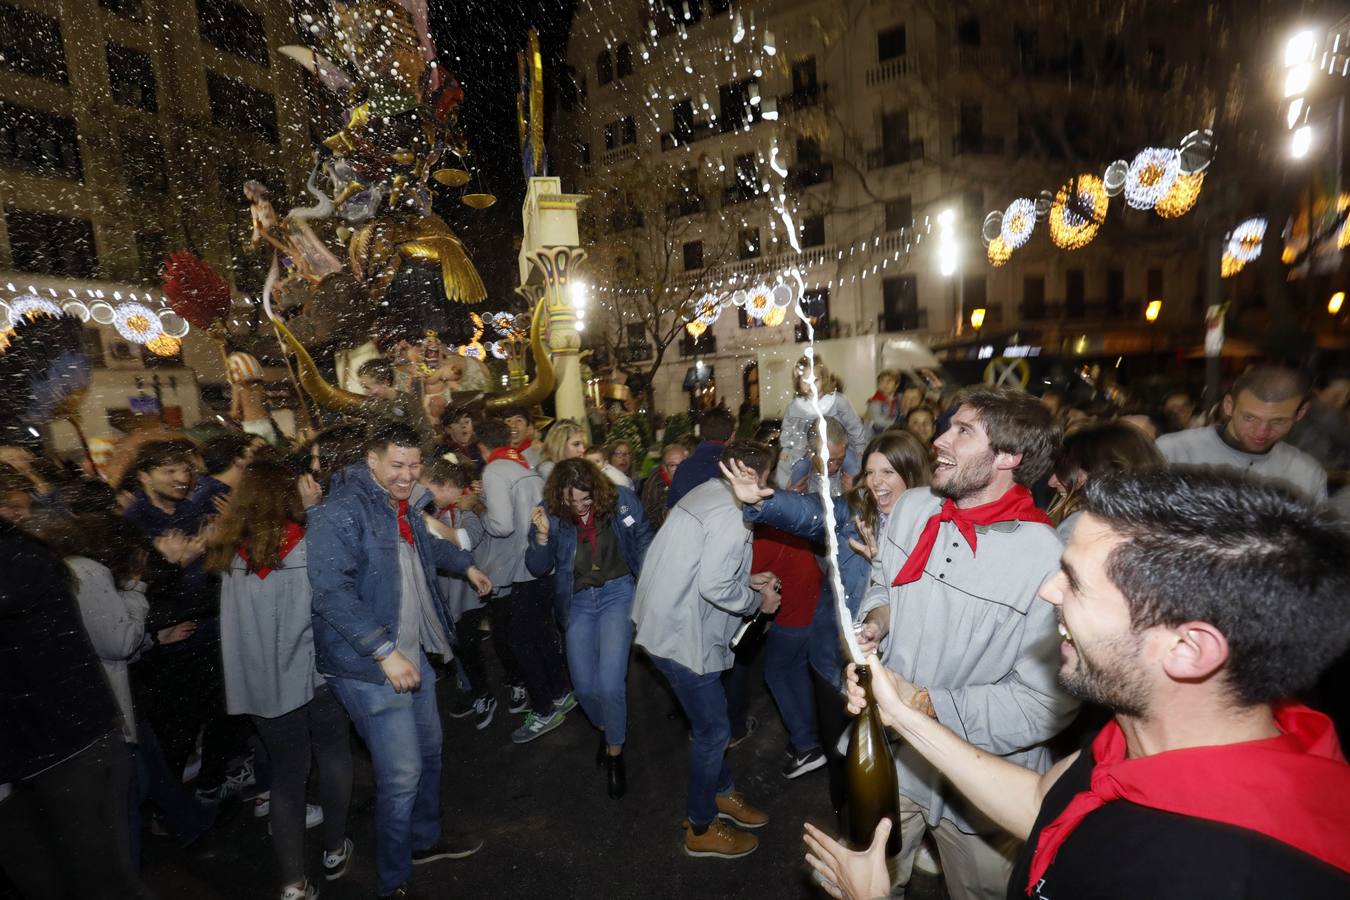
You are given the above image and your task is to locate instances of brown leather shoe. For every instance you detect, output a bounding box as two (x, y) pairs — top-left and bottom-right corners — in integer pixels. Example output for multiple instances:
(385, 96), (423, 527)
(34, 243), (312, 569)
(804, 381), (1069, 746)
(715, 791), (768, 829)
(683, 819), (758, 859)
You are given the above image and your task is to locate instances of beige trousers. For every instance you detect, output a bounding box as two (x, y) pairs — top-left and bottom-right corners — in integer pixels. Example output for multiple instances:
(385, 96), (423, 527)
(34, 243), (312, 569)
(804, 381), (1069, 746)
(890, 793), (1022, 900)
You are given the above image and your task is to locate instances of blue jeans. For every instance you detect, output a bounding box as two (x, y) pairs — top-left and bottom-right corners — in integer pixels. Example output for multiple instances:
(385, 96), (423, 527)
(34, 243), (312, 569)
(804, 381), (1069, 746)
(329, 652), (442, 895)
(650, 655), (735, 828)
(565, 576), (635, 746)
(764, 623), (820, 754)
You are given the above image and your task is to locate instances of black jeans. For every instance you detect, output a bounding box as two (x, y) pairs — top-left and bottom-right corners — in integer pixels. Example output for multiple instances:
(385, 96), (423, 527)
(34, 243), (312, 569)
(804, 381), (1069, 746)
(454, 606), (492, 696)
(0, 731), (153, 899)
(504, 580), (568, 715)
(251, 686), (353, 887)
(812, 669), (850, 830)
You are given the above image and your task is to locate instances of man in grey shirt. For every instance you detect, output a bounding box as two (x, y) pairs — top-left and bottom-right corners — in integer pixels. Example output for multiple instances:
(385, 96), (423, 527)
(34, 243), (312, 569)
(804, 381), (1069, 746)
(856, 386), (1078, 900)
(1157, 366), (1327, 500)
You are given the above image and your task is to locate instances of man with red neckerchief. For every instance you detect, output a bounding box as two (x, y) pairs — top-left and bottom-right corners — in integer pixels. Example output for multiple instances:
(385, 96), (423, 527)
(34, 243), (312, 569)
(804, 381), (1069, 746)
(808, 468), (1350, 900)
(851, 386), (1077, 899)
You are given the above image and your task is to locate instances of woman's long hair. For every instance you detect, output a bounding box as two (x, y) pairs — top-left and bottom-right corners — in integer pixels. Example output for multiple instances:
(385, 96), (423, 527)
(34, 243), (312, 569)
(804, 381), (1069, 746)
(206, 459), (306, 574)
(38, 507), (147, 586)
(1047, 420), (1164, 524)
(845, 430), (932, 536)
(541, 419), (586, 464)
(543, 458), (618, 524)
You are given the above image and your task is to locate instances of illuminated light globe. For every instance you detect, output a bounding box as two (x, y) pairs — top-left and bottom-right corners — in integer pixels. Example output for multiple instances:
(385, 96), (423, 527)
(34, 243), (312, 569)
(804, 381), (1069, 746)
(491, 312), (516, 333)
(1226, 217), (1267, 263)
(729, 289), (748, 307)
(489, 341), (508, 360)
(694, 293), (722, 325)
(1124, 148), (1180, 210)
(1033, 190), (1054, 221)
(89, 301), (116, 324)
(1221, 252), (1244, 278)
(1338, 195), (1350, 250)
(158, 309), (190, 338)
(981, 211), (1004, 245)
(112, 302), (164, 344)
(1155, 171), (1204, 219)
(1177, 128), (1216, 175)
(744, 285), (773, 320)
(1049, 174), (1109, 250)
(10, 295), (62, 321)
(146, 334), (181, 357)
(986, 236), (1011, 267)
(762, 305), (787, 327)
(684, 318), (708, 337)
(1000, 198), (1037, 249)
(771, 283), (795, 308)
(1103, 160), (1129, 197)
(63, 301), (90, 322)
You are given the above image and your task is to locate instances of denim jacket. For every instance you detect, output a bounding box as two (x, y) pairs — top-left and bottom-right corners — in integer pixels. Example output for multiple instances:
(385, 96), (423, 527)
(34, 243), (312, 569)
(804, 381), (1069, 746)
(742, 489), (872, 689)
(308, 464), (475, 684)
(524, 486), (652, 628)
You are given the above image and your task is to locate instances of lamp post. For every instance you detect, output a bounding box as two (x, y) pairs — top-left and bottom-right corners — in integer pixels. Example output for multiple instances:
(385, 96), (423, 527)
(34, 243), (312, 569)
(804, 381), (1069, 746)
(970, 307), (986, 338)
(1145, 298), (1162, 358)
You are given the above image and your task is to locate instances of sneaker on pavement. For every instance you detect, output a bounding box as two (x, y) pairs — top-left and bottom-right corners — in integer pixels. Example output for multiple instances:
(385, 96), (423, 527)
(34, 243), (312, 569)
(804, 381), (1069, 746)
(411, 831), (484, 864)
(323, 837), (354, 881)
(198, 759), (258, 803)
(280, 880), (318, 900)
(445, 693), (475, 719)
(507, 685), (529, 714)
(715, 791), (769, 829)
(253, 791), (272, 818)
(510, 709), (565, 744)
(472, 694), (497, 731)
(269, 804), (324, 834)
(552, 692), (578, 714)
(726, 716), (758, 749)
(782, 747), (826, 779)
(683, 819), (758, 859)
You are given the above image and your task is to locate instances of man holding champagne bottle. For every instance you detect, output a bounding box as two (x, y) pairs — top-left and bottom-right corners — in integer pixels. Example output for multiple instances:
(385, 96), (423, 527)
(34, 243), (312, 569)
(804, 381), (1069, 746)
(851, 387), (1078, 899)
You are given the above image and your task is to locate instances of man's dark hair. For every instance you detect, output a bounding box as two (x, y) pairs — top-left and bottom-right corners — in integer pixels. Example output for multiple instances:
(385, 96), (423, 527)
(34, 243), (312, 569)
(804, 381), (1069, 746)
(720, 439), (773, 476)
(1228, 365), (1309, 405)
(366, 422), (422, 455)
(1081, 468), (1350, 706)
(698, 407), (736, 442)
(498, 405), (529, 422)
(200, 433), (252, 476)
(476, 418), (512, 450)
(953, 386), (1061, 485)
(357, 358), (395, 386)
(439, 403), (476, 429)
(422, 458), (473, 488)
(131, 440), (196, 478)
(0, 464), (32, 501)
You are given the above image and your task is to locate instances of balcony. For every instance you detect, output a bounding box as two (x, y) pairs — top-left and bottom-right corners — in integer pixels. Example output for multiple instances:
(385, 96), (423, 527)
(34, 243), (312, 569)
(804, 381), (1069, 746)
(599, 144), (638, 165)
(777, 83), (828, 114)
(956, 47), (1005, 69)
(665, 194), (708, 218)
(660, 120), (720, 152)
(865, 56), (922, 87)
(679, 333), (717, 357)
(866, 140), (925, 170)
(723, 179), (762, 206)
(788, 163), (833, 189)
(951, 134), (1006, 157)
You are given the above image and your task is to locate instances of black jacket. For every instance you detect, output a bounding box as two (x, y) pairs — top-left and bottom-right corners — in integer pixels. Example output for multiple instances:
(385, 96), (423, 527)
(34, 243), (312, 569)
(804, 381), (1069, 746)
(0, 520), (120, 782)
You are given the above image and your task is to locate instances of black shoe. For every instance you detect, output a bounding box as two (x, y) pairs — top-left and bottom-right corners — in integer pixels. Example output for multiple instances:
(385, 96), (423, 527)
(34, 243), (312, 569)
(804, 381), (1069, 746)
(411, 831), (484, 864)
(595, 736), (607, 769)
(445, 693), (475, 719)
(782, 747), (827, 779)
(377, 885), (411, 898)
(606, 751), (627, 799)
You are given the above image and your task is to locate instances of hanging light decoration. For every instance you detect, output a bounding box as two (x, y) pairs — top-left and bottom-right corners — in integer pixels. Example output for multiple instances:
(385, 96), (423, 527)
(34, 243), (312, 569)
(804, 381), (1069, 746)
(1103, 160), (1129, 197)
(743, 284), (773, 320)
(9, 295), (62, 322)
(1000, 198), (1037, 249)
(1124, 147), (1181, 210)
(981, 211), (1004, 246)
(986, 236), (1011, 267)
(1155, 171), (1204, 219)
(694, 293), (722, 325)
(1221, 253), (1244, 278)
(157, 309), (190, 338)
(1226, 217), (1267, 263)
(684, 318), (708, 337)
(1177, 128), (1216, 175)
(1338, 194), (1350, 250)
(112, 302), (164, 344)
(1049, 174), (1109, 250)
(762, 305), (788, 327)
(145, 334), (182, 357)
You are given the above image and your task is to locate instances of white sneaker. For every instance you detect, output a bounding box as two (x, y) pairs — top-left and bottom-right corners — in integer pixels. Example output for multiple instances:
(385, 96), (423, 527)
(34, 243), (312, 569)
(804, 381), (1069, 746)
(254, 791), (271, 818)
(322, 837), (354, 881)
(269, 804), (324, 834)
(279, 880), (318, 900)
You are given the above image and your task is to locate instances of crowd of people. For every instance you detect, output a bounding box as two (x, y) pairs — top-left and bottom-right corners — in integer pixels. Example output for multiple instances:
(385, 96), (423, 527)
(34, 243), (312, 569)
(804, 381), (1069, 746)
(1, 359), (1348, 899)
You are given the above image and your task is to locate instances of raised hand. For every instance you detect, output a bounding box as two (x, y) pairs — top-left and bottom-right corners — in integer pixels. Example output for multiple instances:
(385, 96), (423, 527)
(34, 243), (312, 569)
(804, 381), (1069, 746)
(802, 818), (893, 900)
(847, 516), (879, 561)
(530, 506), (550, 544)
(718, 458), (774, 507)
(297, 473), (323, 508)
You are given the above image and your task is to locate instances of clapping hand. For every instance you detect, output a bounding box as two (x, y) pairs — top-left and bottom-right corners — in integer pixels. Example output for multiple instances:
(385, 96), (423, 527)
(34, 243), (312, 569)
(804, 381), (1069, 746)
(847, 516), (879, 561)
(530, 506), (550, 545)
(719, 459), (774, 506)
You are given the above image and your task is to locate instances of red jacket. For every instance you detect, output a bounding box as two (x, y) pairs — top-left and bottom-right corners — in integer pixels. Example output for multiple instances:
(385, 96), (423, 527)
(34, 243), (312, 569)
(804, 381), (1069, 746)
(752, 525), (822, 628)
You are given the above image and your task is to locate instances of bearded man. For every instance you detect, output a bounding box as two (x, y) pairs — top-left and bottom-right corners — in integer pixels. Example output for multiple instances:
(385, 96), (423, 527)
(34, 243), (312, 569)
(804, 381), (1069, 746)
(853, 386), (1079, 900)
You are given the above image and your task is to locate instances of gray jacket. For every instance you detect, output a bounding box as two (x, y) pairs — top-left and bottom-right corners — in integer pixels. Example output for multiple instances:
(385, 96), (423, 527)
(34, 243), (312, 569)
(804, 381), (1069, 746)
(858, 487), (1078, 833)
(633, 479), (757, 675)
(220, 538), (324, 718)
(478, 458), (544, 589)
(1157, 425), (1328, 500)
(67, 556), (148, 743)
(434, 506), (486, 620)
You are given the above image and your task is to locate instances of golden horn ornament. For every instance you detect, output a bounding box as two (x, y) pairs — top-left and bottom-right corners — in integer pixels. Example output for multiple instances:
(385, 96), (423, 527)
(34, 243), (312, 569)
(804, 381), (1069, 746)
(485, 295), (555, 411)
(270, 316), (371, 412)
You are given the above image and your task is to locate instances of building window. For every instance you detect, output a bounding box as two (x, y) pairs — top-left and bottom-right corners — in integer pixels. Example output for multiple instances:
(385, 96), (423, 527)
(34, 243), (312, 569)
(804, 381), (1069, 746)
(791, 57), (818, 95)
(0, 2), (68, 84)
(603, 122), (617, 151)
(671, 98), (695, 143)
(794, 289), (831, 341)
(135, 230), (166, 282)
(963, 274), (988, 315)
(121, 132), (168, 194)
(596, 49), (613, 86)
(206, 72), (279, 143)
(616, 43), (633, 78)
(1065, 268), (1085, 318)
(1106, 267), (1125, 316)
(620, 116), (636, 145)
(0, 101), (83, 180)
(880, 110), (911, 165)
(579, 142), (591, 165)
(1147, 267), (1164, 298)
(709, 0), (730, 14)
(957, 18), (981, 47)
(959, 102), (983, 140)
(800, 214), (825, 248)
(5, 208), (98, 278)
(881, 275), (920, 331)
(885, 195), (913, 232)
(683, 239), (704, 271)
(877, 24), (906, 62)
(1022, 275), (1046, 319)
(718, 79), (762, 132)
(107, 44), (158, 113)
(197, 0), (268, 67)
(738, 227), (760, 260)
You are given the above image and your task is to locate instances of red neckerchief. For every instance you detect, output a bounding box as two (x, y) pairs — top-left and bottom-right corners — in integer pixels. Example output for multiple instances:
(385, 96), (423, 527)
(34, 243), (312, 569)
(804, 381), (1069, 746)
(437, 505), (457, 527)
(868, 390), (899, 419)
(237, 520), (305, 579)
(1026, 703), (1350, 892)
(892, 485), (1051, 585)
(396, 499), (414, 545)
(512, 438), (533, 454)
(576, 508), (598, 554)
(658, 466), (673, 487)
(487, 446), (531, 469)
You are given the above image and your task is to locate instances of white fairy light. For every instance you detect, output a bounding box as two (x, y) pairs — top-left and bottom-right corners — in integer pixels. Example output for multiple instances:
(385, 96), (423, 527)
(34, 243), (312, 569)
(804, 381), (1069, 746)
(1124, 147), (1181, 210)
(1000, 198), (1037, 249)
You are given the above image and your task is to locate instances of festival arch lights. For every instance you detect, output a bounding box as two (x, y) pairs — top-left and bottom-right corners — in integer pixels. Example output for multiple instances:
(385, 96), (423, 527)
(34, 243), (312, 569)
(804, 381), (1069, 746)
(1124, 147), (1181, 211)
(1048, 174), (1109, 250)
(1000, 198), (1038, 249)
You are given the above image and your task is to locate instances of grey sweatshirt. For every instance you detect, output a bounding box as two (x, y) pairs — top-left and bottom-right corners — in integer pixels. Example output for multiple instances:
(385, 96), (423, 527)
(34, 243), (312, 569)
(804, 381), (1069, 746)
(1156, 425), (1327, 500)
(858, 487), (1078, 834)
(477, 457), (544, 589)
(67, 556), (148, 743)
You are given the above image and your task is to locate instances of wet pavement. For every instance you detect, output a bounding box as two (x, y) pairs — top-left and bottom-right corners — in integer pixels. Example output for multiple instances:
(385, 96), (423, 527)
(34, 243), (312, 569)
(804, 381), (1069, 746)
(137, 649), (947, 900)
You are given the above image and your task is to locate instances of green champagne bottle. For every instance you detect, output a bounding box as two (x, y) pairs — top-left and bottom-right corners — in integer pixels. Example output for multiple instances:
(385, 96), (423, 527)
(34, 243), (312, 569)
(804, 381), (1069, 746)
(846, 665), (901, 855)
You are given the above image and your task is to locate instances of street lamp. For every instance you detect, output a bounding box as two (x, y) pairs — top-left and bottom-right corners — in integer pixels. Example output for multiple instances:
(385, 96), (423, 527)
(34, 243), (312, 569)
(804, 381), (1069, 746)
(937, 208), (962, 333)
(1330, 291), (1345, 314)
(970, 307), (986, 332)
(1145, 299), (1162, 357)
(1283, 29), (1321, 158)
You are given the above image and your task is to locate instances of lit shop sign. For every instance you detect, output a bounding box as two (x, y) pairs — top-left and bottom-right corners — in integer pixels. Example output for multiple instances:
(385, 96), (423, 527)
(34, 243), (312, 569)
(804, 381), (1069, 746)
(978, 344), (1042, 360)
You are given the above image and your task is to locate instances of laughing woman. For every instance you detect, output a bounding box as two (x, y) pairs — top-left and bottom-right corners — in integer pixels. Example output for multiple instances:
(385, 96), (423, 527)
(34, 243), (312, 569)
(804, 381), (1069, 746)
(526, 459), (653, 798)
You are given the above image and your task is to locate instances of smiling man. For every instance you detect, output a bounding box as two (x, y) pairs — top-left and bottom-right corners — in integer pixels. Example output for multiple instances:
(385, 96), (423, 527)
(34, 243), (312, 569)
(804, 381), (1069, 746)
(1157, 365), (1326, 499)
(810, 469), (1350, 900)
(852, 386), (1076, 899)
